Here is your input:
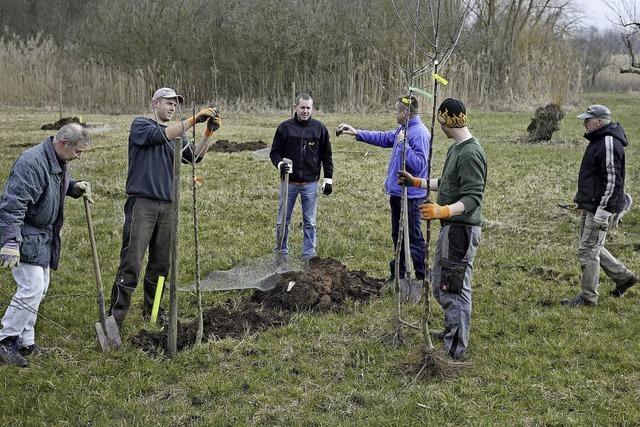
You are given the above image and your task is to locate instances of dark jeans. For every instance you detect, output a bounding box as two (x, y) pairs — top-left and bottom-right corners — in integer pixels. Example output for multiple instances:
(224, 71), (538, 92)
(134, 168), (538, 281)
(389, 195), (426, 280)
(108, 197), (173, 327)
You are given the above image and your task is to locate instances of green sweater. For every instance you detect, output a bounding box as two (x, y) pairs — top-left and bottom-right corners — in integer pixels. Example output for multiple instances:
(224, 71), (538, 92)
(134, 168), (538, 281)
(436, 137), (487, 226)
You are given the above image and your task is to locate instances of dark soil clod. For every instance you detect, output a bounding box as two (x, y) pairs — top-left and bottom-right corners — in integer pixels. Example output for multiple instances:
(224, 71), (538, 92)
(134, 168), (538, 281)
(208, 139), (267, 153)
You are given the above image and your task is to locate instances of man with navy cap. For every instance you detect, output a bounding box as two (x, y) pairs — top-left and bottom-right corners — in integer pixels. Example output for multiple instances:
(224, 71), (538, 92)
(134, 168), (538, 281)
(108, 87), (221, 329)
(562, 104), (637, 306)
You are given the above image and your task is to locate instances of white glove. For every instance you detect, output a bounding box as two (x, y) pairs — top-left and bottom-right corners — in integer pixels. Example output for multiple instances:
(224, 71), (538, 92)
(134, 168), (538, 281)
(74, 181), (94, 203)
(612, 193), (632, 227)
(593, 206), (611, 230)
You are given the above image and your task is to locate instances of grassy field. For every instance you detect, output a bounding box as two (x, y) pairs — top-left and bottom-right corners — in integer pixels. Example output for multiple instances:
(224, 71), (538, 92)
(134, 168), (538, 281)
(1, 92), (639, 425)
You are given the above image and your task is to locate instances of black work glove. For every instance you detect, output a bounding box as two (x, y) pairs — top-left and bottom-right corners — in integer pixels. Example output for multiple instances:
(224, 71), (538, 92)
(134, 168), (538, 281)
(322, 178), (333, 196)
(278, 159), (293, 178)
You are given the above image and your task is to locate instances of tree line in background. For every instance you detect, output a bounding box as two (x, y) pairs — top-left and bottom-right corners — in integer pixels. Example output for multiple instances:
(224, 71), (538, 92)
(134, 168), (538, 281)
(0, 0), (637, 113)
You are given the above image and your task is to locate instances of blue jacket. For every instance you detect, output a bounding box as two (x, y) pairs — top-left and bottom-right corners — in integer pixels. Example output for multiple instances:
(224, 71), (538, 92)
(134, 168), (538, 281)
(356, 116), (430, 198)
(126, 117), (202, 202)
(0, 138), (82, 270)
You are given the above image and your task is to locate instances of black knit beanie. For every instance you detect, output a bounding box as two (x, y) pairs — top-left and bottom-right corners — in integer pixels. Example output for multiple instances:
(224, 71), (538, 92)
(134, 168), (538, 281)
(437, 98), (467, 128)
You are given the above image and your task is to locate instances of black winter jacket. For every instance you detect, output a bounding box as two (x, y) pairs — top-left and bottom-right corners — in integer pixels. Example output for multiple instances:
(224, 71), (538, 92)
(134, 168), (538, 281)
(574, 122), (628, 213)
(270, 115), (333, 182)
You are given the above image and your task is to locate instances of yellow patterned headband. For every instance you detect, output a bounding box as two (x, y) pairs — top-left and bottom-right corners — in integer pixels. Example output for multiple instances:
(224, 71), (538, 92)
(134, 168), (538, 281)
(437, 107), (467, 128)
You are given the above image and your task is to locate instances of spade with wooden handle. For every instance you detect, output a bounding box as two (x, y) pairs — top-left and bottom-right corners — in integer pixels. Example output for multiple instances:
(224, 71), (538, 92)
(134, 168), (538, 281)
(84, 197), (121, 351)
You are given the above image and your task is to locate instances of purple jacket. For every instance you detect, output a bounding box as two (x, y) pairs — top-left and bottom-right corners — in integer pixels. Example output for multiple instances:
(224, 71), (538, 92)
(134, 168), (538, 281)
(356, 116), (430, 198)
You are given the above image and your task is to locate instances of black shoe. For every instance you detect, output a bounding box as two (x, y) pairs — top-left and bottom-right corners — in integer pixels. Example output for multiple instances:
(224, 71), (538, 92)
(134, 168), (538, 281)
(0, 337), (28, 367)
(143, 307), (168, 325)
(19, 344), (42, 357)
(561, 295), (595, 306)
(611, 275), (638, 297)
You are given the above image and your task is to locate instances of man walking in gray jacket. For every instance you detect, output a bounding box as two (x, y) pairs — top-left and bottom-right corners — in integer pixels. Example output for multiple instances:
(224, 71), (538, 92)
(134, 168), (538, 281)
(0, 123), (92, 367)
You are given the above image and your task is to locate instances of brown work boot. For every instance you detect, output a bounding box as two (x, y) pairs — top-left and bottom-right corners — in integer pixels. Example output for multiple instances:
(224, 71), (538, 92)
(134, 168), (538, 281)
(611, 274), (638, 297)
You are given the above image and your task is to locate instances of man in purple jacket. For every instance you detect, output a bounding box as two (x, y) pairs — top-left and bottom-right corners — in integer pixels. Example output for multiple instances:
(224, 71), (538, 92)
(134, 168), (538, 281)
(337, 95), (430, 301)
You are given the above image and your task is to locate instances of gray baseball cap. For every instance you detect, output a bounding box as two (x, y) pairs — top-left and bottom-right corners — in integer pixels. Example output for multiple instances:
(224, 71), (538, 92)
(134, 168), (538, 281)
(577, 104), (611, 120)
(152, 87), (184, 104)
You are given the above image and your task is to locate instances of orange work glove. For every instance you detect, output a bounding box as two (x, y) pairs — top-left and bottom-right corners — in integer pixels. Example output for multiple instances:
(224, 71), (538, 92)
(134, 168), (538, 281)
(419, 203), (451, 220)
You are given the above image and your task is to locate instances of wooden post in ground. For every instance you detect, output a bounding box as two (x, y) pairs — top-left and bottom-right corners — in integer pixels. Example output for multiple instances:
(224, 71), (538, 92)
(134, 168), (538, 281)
(167, 137), (181, 356)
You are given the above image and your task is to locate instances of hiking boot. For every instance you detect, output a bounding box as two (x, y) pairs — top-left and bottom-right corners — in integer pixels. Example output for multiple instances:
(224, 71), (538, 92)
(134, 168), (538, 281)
(561, 294), (595, 307)
(0, 337), (28, 367)
(19, 344), (42, 357)
(611, 275), (638, 297)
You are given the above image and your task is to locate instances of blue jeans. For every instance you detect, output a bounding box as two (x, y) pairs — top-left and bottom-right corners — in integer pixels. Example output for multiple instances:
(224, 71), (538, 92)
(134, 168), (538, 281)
(0, 262), (50, 346)
(389, 195), (426, 279)
(275, 181), (318, 260)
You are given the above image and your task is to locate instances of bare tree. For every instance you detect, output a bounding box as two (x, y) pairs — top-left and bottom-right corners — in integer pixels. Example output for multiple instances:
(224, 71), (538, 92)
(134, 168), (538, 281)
(607, 0), (640, 75)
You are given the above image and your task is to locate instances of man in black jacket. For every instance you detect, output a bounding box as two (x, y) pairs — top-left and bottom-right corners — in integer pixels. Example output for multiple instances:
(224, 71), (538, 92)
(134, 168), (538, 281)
(270, 93), (333, 261)
(562, 104), (637, 306)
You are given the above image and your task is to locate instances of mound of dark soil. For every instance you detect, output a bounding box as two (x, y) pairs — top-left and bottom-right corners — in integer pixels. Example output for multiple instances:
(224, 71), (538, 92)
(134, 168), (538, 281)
(130, 257), (383, 355)
(208, 139), (267, 153)
(41, 116), (86, 130)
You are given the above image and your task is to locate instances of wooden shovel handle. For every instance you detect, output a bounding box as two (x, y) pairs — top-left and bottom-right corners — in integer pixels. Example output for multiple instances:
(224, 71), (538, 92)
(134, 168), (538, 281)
(84, 197), (107, 321)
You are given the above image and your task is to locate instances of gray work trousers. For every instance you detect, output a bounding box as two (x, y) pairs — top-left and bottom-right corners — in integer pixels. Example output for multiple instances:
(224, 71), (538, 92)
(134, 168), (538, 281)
(578, 210), (634, 304)
(431, 223), (482, 359)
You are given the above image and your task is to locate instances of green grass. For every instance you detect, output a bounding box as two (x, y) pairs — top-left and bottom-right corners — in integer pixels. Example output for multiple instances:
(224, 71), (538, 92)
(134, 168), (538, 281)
(1, 92), (640, 425)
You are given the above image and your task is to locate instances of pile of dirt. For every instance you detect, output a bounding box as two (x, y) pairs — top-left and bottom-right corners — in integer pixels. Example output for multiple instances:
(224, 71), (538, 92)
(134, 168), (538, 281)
(41, 116), (86, 130)
(208, 139), (267, 153)
(130, 257), (383, 355)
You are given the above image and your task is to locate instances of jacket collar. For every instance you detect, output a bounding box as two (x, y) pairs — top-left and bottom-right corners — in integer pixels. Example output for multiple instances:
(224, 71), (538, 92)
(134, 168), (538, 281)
(43, 137), (64, 174)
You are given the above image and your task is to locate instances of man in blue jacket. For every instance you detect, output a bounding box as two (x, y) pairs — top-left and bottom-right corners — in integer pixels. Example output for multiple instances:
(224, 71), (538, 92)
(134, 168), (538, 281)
(108, 87), (221, 329)
(0, 123), (92, 367)
(338, 95), (430, 302)
(562, 104), (637, 306)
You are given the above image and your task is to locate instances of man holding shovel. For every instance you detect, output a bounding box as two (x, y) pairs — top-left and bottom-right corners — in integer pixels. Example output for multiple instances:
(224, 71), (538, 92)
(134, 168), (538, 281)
(338, 95), (430, 301)
(270, 93), (333, 262)
(399, 98), (487, 360)
(108, 87), (221, 330)
(0, 123), (92, 367)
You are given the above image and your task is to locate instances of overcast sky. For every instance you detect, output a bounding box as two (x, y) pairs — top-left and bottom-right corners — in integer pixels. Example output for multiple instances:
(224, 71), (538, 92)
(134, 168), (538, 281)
(579, 0), (617, 30)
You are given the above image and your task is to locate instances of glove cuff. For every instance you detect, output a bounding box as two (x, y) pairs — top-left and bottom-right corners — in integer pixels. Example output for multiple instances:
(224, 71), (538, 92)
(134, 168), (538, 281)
(187, 117), (195, 127)
(323, 178), (333, 185)
(411, 178), (422, 188)
(204, 128), (214, 137)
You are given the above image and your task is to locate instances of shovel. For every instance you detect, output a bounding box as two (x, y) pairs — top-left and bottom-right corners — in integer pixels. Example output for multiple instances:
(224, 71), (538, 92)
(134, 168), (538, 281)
(276, 159), (292, 260)
(84, 197), (121, 351)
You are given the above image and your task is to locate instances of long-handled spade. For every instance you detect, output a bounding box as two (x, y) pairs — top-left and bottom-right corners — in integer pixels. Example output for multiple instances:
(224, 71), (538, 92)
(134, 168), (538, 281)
(84, 197), (121, 351)
(276, 159), (292, 263)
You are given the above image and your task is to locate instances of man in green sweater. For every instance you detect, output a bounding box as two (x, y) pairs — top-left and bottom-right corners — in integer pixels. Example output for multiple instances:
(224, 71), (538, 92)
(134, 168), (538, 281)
(398, 98), (487, 360)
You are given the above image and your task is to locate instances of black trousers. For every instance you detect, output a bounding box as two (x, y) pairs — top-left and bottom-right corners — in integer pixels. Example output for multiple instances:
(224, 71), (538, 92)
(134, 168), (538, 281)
(108, 197), (173, 327)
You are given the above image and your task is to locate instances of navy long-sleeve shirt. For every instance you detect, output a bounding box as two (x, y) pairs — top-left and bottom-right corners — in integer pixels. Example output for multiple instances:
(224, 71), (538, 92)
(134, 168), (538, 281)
(126, 117), (201, 202)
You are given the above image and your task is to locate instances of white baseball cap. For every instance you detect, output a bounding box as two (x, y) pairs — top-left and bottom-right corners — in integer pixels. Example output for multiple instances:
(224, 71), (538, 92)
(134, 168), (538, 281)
(152, 87), (184, 104)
